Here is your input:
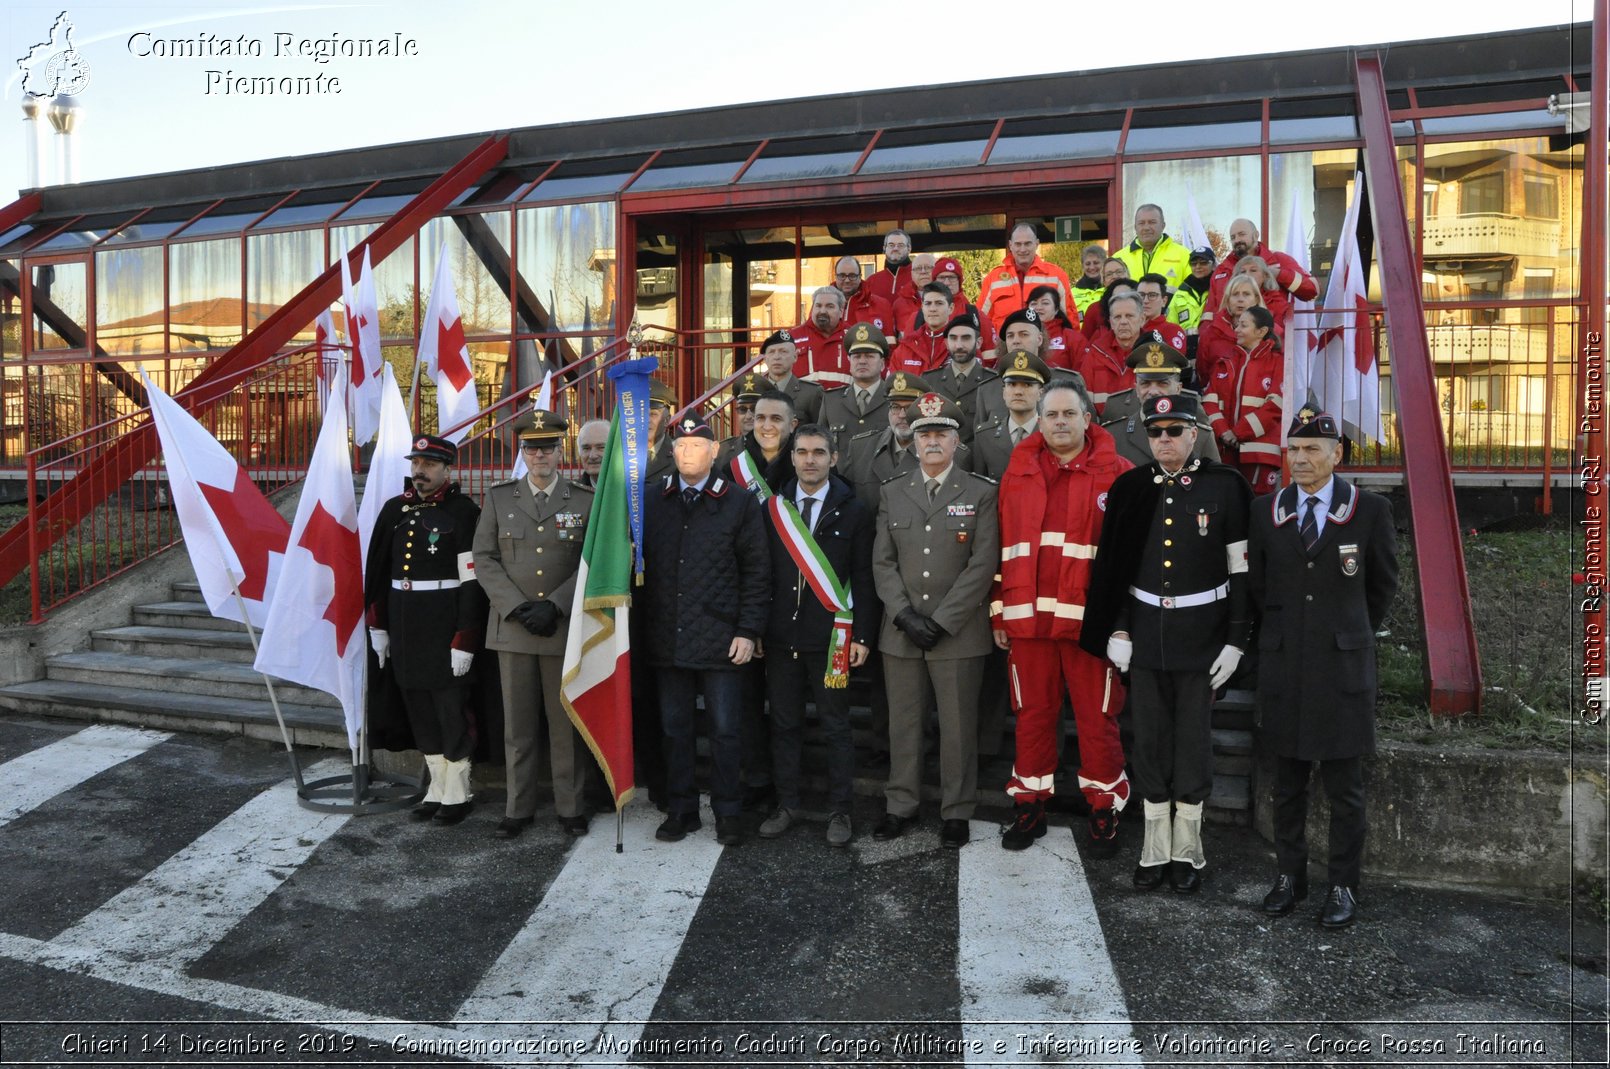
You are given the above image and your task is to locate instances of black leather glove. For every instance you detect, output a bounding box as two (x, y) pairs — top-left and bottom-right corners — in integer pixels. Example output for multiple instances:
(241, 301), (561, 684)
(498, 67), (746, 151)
(894, 608), (943, 651)
(510, 600), (538, 630)
(524, 600), (560, 637)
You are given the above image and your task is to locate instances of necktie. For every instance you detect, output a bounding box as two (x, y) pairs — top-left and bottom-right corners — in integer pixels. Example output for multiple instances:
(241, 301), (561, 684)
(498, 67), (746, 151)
(857, 389), (870, 416)
(1300, 495), (1320, 550)
(926, 478), (940, 503)
(535, 489), (548, 506)
(683, 487), (700, 507)
(800, 496), (816, 532)
(1011, 426), (1025, 447)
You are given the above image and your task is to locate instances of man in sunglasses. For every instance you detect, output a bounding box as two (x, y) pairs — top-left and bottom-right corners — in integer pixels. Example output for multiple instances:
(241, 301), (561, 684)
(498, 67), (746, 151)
(1081, 392), (1253, 894)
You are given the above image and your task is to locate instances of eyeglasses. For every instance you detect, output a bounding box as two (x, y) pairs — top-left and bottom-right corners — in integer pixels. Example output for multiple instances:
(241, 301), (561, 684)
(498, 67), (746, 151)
(1145, 425), (1189, 438)
(520, 441), (560, 452)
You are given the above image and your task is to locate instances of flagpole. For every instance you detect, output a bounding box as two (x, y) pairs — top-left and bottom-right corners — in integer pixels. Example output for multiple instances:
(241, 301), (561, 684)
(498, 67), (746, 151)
(229, 584), (307, 792)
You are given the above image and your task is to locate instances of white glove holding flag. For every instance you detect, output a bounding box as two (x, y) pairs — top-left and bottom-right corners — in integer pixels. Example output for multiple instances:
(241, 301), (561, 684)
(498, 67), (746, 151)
(1210, 645), (1244, 689)
(450, 649), (473, 677)
(1106, 633), (1132, 674)
(370, 630), (390, 668)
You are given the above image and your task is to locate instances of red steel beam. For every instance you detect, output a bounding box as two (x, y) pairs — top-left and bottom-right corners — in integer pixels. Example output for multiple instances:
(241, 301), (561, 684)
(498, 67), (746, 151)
(1583, 0), (1608, 723)
(1354, 54), (1481, 716)
(0, 134), (510, 591)
(0, 193), (43, 235)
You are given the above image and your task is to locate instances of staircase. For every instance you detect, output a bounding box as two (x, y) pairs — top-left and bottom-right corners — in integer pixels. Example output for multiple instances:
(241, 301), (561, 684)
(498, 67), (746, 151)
(0, 580), (346, 748)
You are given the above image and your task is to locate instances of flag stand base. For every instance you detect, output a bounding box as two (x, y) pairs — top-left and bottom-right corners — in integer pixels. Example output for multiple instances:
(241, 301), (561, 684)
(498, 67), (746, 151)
(296, 763), (422, 815)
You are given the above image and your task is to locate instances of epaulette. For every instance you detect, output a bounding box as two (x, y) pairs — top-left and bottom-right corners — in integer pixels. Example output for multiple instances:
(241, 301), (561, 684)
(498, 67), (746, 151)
(879, 471), (908, 486)
(567, 479), (596, 495)
(487, 477), (517, 489)
(707, 476), (730, 497)
(963, 470), (999, 485)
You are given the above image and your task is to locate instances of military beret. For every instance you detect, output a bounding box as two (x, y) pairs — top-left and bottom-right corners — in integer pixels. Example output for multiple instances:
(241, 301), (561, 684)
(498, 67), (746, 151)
(909, 392), (965, 433)
(885, 371), (931, 401)
(405, 433), (457, 464)
(943, 310), (981, 336)
(1141, 394), (1201, 426)
(998, 350), (1052, 385)
(1000, 307), (1042, 333)
(1127, 337), (1189, 377)
(670, 413), (715, 441)
(515, 409), (567, 442)
(845, 322), (890, 355)
(759, 328), (796, 352)
(1288, 406), (1341, 439)
(649, 378), (678, 409)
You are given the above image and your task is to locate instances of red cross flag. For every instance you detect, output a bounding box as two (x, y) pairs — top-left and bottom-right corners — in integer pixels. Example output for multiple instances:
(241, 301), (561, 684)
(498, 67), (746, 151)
(254, 369), (366, 750)
(143, 373), (290, 630)
(341, 245), (384, 446)
(356, 362), (413, 569)
(417, 245), (480, 444)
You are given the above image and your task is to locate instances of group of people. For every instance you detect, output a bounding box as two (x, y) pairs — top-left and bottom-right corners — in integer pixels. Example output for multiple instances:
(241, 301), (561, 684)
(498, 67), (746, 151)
(362, 215), (1396, 932)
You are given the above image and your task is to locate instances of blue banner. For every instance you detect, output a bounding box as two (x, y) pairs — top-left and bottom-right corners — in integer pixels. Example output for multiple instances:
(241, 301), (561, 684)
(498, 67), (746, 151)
(609, 357), (661, 582)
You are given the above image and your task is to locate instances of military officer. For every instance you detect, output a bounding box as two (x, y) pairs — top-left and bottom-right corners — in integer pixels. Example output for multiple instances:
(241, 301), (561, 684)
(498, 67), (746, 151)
(1101, 339), (1221, 467)
(758, 329), (826, 424)
(972, 349), (1051, 481)
(717, 372), (765, 468)
(927, 312), (1004, 442)
(872, 393), (1000, 848)
(1249, 409), (1399, 929)
(841, 372), (975, 513)
(1082, 394), (1253, 892)
(821, 323), (892, 453)
(473, 411), (596, 839)
(365, 433), (487, 825)
(644, 377), (679, 484)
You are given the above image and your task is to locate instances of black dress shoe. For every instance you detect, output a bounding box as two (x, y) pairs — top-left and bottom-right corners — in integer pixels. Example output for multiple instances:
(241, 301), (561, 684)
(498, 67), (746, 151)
(940, 819), (970, 848)
(872, 813), (917, 841)
(715, 816), (744, 846)
(1318, 884), (1358, 928)
(1261, 874), (1309, 915)
(655, 812), (701, 842)
(1132, 864), (1168, 891)
(557, 814), (590, 837)
(1169, 859), (1203, 894)
(742, 783), (778, 813)
(409, 802), (441, 822)
(433, 801), (474, 825)
(493, 816), (534, 839)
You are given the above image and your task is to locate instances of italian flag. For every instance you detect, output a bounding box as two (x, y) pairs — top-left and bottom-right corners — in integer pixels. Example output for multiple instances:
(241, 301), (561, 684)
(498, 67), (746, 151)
(560, 409), (635, 808)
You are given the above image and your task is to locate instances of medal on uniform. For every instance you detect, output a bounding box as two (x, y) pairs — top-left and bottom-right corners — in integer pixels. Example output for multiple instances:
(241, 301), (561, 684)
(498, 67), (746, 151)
(427, 528), (441, 554)
(1339, 543), (1360, 576)
(1198, 510), (1210, 537)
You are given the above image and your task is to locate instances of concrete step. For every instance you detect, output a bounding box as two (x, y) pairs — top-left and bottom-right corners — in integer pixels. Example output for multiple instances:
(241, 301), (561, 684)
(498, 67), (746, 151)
(92, 625), (258, 664)
(0, 679), (345, 749)
(45, 650), (338, 707)
(171, 581), (206, 604)
(131, 601), (248, 633)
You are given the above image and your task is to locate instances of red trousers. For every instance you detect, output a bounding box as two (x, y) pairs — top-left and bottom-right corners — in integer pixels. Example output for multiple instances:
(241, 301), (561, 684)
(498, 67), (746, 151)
(1239, 461), (1281, 495)
(1005, 637), (1128, 810)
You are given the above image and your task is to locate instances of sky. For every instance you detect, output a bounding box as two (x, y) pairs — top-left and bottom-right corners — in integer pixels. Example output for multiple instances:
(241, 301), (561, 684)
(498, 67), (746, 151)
(0, 0), (1591, 202)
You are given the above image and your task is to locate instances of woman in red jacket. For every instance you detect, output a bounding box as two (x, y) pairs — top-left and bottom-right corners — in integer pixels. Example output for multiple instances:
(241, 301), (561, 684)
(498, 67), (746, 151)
(1195, 274), (1267, 387)
(1233, 255), (1290, 331)
(1201, 304), (1285, 495)
(1027, 285), (1088, 372)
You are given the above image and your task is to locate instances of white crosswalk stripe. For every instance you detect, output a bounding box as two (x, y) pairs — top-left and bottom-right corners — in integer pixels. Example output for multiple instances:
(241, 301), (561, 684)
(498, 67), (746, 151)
(0, 724), (170, 828)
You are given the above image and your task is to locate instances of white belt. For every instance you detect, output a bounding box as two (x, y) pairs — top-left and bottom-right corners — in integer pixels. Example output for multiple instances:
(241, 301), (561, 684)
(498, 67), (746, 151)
(392, 578), (461, 591)
(1129, 582), (1228, 609)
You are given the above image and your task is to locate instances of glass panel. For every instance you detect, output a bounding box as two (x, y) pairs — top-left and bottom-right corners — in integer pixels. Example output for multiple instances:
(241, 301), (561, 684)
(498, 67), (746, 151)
(1122, 155), (1262, 263)
(400, 340), (507, 441)
(524, 173), (632, 202)
(168, 238), (242, 352)
(1268, 149), (1363, 296)
(859, 139), (989, 175)
(33, 213), (138, 250)
(739, 151), (862, 184)
(1268, 115), (1358, 143)
(256, 186), (369, 229)
(101, 212), (193, 245)
(630, 160), (746, 192)
(179, 196), (285, 238)
(516, 201), (616, 334)
(247, 229), (323, 343)
(333, 179), (430, 222)
(1, 259), (20, 361)
(30, 261), (87, 350)
(1125, 121), (1262, 155)
(0, 227), (36, 255)
(421, 212), (512, 336)
(987, 128), (1120, 165)
(96, 245), (165, 356)
(1420, 109), (1559, 137)
(330, 225), (417, 340)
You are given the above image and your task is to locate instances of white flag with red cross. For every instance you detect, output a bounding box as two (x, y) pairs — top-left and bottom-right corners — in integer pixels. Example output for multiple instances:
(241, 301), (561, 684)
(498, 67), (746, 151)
(342, 245), (384, 445)
(254, 369), (367, 751)
(417, 246), (480, 444)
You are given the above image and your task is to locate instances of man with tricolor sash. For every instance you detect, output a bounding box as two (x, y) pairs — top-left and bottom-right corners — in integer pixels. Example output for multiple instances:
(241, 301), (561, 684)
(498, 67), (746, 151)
(757, 424), (878, 846)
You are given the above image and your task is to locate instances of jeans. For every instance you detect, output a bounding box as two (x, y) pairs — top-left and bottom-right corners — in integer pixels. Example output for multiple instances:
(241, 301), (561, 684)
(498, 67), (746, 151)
(659, 666), (745, 818)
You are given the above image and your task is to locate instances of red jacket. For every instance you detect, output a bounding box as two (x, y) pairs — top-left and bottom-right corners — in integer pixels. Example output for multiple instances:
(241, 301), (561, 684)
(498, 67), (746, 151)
(1044, 316), (1088, 372)
(978, 253), (1073, 332)
(1200, 337), (1285, 466)
(1141, 316), (1188, 355)
(1078, 332), (1137, 412)
(1206, 243), (1317, 321)
(992, 422), (1130, 641)
(1195, 313), (1240, 386)
(844, 288), (896, 338)
(863, 263), (911, 307)
(890, 327), (948, 375)
(789, 321), (851, 388)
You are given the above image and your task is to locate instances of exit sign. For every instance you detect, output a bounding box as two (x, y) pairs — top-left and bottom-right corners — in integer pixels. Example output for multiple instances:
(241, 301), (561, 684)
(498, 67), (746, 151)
(1054, 216), (1083, 244)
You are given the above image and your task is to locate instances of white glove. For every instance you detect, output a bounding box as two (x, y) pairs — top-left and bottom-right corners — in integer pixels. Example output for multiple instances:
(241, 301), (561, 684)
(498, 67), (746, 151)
(1209, 645), (1243, 689)
(450, 648), (473, 677)
(1106, 633), (1132, 674)
(369, 629), (390, 668)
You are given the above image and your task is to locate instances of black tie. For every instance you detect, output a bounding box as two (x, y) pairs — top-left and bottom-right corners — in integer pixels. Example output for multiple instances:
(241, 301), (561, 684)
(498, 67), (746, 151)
(1300, 495), (1320, 551)
(800, 497), (816, 532)
(683, 487), (700, 507)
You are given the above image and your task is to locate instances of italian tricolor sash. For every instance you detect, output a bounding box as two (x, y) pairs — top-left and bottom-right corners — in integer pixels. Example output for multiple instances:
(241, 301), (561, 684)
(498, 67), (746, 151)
(765, 495), (854, 688)
(730, 451), (772, 499)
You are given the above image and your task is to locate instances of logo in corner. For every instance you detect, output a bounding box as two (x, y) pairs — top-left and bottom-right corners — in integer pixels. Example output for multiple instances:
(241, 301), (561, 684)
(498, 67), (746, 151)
(16, 11), (91, 98)
(1096, 492), (1108, 512)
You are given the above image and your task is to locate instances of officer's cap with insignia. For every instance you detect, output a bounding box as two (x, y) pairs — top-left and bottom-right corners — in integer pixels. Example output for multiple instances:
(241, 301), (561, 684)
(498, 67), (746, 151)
(999, 349), (1051, 385)
(943, 310), (981, 336)
(845, 322), (889, 355)
(405, 433), (457, 464)
(908, 392), (965, 433)
(649, 378), (677, 410)
(1127, 338), (1189, 378)
(1000, 307), (1042, 333)
(1287, 406), (1341, 440)
(759, 328), (796, 353)
(670, 413), (716, 441)
(515, 409), (568, 443)
(886, 371), (932, 401)
(733, 372), (764, 403)
(1141, 393), (1201, 426)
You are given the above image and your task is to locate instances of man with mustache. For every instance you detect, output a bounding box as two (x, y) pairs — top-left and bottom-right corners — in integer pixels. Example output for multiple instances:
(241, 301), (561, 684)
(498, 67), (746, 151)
(789, 288), (853, 389)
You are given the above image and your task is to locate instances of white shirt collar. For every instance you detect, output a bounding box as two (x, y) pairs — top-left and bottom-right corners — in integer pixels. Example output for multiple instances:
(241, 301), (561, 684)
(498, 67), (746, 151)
(678, 475), (710, 493)
(1299, 476), (1335, 514)
(526, 473), (557, 496)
